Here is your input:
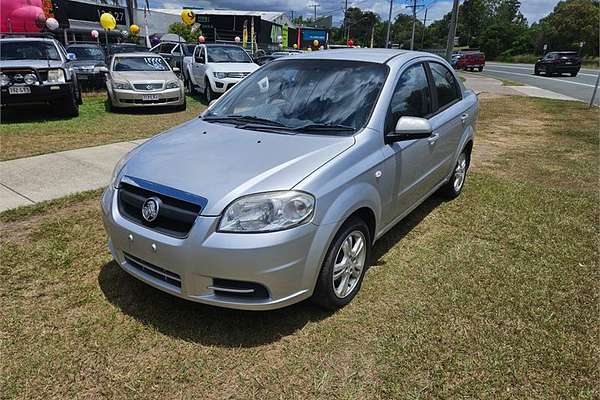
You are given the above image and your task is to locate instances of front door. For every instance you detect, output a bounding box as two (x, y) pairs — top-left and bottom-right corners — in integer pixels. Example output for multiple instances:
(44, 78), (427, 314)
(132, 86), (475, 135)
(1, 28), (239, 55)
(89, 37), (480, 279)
(380, 62), (438, 220)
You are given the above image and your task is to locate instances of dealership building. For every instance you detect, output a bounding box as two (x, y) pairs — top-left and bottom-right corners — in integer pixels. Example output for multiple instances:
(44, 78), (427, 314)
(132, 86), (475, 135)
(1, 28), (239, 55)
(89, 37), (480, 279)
(2, 0), (329, 50)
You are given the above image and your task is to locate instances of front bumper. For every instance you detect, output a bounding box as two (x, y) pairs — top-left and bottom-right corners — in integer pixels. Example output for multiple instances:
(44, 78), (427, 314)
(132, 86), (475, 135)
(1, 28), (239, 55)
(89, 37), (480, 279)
(108, 86), (185, 108)
(0, 83), (73, 106)
(74, 71), (105, 85)
(210, 77), (242, 94)
(101, 186), (329, 310)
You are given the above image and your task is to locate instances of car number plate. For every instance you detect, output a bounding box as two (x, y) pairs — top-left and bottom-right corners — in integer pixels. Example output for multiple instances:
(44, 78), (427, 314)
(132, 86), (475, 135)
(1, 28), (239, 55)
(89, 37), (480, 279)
(78, 74), (88, 80)
(565, 62), (572, 65)
(142, 94), (159, 101)
(8, 86), (31, 95)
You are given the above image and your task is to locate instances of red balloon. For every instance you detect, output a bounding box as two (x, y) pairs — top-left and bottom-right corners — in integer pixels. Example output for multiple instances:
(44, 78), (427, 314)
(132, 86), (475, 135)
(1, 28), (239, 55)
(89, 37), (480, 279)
(347, 39), (354, 47)
(198, 35), (205, 43)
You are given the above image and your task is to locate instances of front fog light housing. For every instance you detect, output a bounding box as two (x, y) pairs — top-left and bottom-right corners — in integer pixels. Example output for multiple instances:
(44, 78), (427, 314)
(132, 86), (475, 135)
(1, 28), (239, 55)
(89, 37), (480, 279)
(24, 73), (37, 85)
(219, 191), (315, 233)
(0, 73), (10, 87)
(213, 72), (226, 79)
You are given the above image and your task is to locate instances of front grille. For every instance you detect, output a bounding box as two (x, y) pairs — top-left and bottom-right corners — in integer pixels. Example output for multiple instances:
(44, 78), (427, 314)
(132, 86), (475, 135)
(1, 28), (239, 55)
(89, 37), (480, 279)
(133, 82), (163, 91)
(226, 72), (248, 79)
(124, 253), (181, 288)
(120, 97), (179, 104)
(117, 178), (203, 238)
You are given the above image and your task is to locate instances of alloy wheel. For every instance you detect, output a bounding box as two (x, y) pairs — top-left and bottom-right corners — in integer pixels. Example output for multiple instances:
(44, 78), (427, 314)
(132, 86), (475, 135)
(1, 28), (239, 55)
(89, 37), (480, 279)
(453, 152), (467, 192)
(332, 230), (367, 298)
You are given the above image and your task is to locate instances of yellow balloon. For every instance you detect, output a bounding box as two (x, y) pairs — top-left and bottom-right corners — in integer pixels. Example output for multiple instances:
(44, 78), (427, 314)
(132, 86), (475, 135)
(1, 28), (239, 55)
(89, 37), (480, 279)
(307, 47), (312, 51)
(313, 39), (319, 47)
(100, 12), (116, 30)
(293, 43), (298, 49)
(129, 24), (140, 35)
(181, 9), (195, 25)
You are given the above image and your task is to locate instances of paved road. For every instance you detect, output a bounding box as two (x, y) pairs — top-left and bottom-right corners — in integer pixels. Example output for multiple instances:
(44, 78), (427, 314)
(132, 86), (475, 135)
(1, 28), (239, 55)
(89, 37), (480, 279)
(481, 62), (599, 105)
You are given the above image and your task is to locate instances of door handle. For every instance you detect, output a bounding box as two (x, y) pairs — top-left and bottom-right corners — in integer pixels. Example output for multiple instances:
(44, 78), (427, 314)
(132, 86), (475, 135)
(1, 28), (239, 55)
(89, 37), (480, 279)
(428, 133), (439, 145)
(461, 113), (469, 124)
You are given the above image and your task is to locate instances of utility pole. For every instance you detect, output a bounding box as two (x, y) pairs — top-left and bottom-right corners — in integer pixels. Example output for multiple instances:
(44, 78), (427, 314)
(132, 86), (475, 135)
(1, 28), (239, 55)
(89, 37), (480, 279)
(421, 7), (427, 48)
(406, 0), (424, 50)
(385, 0), (393, 48)
(310, 4), (319, 21)
(290, 10), (294, 21)
(445, 0), (459, 61)
(344, 0), (348, 41)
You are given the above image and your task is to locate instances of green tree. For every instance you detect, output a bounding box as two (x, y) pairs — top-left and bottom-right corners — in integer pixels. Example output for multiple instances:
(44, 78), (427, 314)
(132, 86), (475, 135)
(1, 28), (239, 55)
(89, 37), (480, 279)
(168, 22), (197, 43)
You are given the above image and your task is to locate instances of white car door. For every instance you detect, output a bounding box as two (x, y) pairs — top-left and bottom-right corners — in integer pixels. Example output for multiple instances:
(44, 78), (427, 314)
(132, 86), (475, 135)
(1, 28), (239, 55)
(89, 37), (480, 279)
(192, 46), (207, 90)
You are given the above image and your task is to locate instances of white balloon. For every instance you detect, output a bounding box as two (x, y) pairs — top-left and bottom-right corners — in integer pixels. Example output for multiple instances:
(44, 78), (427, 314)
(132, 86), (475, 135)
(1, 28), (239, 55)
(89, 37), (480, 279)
(45, 17), (59, 31)
(91, 30), (99, 39)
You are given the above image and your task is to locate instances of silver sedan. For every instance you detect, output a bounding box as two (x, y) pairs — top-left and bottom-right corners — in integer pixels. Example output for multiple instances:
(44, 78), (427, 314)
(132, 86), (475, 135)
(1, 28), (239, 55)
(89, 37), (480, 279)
(102, 52), (185, 111)
(102, 49), (478, 310)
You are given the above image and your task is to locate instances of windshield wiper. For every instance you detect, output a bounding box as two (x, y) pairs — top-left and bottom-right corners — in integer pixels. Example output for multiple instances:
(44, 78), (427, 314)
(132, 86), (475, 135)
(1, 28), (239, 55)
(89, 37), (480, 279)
(291, 123), (355, 134)
(203, 115), (286, 127)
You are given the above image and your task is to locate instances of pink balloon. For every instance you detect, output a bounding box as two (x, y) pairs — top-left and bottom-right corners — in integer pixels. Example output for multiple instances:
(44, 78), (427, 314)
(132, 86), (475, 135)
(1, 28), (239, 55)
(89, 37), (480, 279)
(91, 30), (99, 39)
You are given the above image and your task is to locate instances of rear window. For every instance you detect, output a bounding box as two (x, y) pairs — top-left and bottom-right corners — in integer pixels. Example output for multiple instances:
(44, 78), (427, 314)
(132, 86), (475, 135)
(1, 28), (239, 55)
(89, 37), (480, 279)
(557, 52), (578, 58)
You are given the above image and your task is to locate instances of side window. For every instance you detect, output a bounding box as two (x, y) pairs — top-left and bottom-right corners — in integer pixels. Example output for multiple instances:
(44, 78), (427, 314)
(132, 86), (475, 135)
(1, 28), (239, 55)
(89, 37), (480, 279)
(385, 63), (432, 133)
(160, 43), (176, 53)
(429, 62), (461, 111)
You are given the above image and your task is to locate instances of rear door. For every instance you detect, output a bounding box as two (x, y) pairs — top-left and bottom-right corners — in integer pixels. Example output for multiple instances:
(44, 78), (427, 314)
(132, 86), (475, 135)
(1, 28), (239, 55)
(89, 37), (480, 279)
(426, 62), (469, 183)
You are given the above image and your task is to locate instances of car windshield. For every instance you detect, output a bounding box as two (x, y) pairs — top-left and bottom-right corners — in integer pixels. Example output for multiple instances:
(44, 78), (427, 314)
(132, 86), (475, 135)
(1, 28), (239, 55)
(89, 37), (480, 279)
(204, 59), (387, 135)
(67, 46), (104, 61)
(207, 46), (252, 63)
(0, 41), (61, 61)
(113, 56), (170, 71)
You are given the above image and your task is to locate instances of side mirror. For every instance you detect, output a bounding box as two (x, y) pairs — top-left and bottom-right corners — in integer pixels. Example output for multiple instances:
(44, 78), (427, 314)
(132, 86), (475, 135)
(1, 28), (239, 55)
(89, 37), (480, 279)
(67, 53), (77, 61)
(385, 116), (433, 144)
(172, 67), (180, 73)
(95, 66), (109, 74)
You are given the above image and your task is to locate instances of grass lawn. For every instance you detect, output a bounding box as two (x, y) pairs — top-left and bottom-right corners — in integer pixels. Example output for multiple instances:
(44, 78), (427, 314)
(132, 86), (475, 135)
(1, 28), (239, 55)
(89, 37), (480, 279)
(1, 96), (598, 399)
(0, 94), (206, 161)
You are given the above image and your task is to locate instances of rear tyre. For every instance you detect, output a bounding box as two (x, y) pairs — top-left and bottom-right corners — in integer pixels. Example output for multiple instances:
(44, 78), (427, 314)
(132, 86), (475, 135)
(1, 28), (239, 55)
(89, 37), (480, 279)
(60, 92), (79, 117)
(312, 216), (371, 310)
(570, 72), (577, 77)
(534, 67), (540, 75)
(477, 66), (483, 72)
(439, 149), (469, 199)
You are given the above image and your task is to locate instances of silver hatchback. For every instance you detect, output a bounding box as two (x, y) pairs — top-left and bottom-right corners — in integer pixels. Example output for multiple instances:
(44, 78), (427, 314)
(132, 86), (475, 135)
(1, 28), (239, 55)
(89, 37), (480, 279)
(101, 49), (478, 310)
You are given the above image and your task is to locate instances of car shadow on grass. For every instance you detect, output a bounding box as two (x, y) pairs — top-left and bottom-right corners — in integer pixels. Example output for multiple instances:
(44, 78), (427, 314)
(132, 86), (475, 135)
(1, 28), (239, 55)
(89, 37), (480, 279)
(0, 105), (77, 124)
(370, 195), (446, 267)
(98, 261), (332, 348)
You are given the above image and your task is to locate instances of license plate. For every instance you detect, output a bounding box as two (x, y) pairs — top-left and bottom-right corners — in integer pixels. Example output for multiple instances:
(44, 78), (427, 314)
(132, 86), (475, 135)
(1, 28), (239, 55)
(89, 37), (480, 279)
(78, 74), (88, 80)
(565, 62), (572, 65)
(142, 94), (159, 101)
(8, 86), (31, 95)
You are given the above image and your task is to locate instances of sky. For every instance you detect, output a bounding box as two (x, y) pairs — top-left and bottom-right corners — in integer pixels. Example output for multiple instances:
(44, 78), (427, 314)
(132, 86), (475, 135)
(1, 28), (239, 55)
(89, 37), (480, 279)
(152, 0), (561, 26)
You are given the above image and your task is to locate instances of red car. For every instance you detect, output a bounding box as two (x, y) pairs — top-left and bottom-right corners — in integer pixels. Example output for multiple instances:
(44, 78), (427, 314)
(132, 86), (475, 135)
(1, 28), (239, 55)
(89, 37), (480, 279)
(454, 51), (485, 72)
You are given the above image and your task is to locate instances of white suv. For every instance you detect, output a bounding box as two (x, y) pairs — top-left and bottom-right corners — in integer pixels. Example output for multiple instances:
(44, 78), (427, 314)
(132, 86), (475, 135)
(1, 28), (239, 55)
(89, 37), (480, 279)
(188, 44), (258, 102)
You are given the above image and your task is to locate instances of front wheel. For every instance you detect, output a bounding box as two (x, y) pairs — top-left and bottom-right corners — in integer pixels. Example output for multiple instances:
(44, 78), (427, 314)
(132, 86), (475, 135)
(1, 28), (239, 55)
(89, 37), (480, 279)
(534, 67), (540, 75)
(312, 216), (371, 310)
(204, 78), (216, 103)
(60, 92), (79, 117)
(439, 150), (469, 199)
(570, 72), (577, 77)
(477, 66), (483, 72)
(185, 76), (195, 94)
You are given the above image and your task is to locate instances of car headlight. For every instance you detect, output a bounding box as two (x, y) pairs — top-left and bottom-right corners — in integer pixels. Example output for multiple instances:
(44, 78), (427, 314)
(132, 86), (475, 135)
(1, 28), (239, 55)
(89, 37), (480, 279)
(218, 191), (315, 233)
(112, 81), (131, 90)
(46, 69), (65, 83)
(110, 152), (129, 188)
(213, 72), (226, 79)
(0, 73), (10, 87)
(166, 80), (180, 89)
(24, 73), (37, 85)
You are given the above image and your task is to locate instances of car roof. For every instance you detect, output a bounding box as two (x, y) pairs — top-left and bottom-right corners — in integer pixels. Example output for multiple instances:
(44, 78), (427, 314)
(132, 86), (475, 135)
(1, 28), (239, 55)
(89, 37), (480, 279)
(67, 43), (102, 47)
(112, 52), (163, 57)
(0, 37), (57, 43)
(291, 49), (434, 64)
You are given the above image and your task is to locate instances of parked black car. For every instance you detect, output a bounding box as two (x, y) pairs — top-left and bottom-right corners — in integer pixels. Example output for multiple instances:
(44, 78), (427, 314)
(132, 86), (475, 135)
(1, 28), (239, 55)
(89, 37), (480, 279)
(66, 43), (107, 89)
(0, 35), (82, 117)
(534, 51), (581, 77)
(104, 43), (148, 63)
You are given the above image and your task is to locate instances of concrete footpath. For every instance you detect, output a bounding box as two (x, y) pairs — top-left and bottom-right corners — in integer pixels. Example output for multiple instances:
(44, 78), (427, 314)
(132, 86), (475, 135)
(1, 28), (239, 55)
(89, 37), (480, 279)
(0, 139), (145, 211)
(0, 74), (579, 212)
